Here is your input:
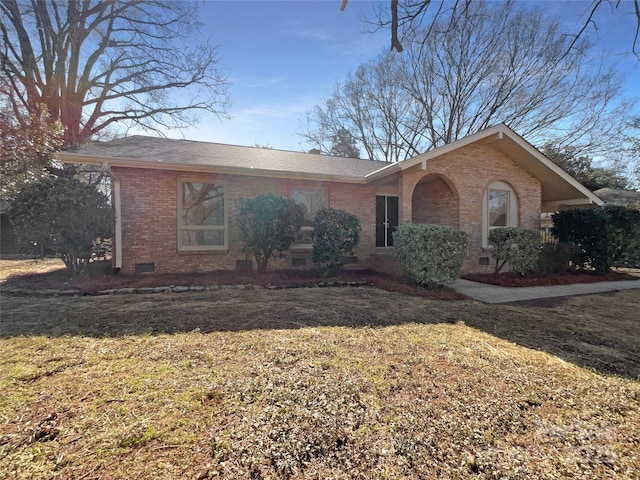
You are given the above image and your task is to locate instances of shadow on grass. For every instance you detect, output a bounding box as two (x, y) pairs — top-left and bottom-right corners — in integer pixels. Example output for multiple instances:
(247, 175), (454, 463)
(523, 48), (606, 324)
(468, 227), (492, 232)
(1, 284), (639, 380)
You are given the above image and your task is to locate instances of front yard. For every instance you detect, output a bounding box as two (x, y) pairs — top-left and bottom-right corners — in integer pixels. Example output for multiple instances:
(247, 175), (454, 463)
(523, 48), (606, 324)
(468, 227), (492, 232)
(1, 277), (639, 478)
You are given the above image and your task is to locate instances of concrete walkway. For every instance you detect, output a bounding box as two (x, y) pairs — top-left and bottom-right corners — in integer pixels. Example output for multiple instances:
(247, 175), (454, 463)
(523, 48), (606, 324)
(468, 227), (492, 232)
(451, 278), (640, 304)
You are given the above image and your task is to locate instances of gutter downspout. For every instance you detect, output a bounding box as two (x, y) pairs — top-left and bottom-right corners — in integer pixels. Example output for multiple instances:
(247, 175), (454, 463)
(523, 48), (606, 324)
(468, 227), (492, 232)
(101, 163), (123, 270)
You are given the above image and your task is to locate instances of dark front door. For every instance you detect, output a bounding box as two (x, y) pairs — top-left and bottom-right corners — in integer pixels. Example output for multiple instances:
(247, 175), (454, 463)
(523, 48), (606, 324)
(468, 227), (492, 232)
(376, 195), (399, 247)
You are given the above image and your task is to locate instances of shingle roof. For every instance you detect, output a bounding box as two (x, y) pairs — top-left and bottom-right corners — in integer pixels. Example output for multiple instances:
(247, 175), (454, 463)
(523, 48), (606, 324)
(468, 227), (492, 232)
(59, 135), (386, 181)
(594, 188), (640, 206)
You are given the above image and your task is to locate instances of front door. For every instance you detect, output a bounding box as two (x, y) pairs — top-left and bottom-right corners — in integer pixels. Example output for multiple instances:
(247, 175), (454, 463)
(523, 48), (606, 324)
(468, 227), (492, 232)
(376, 195), (399, 247)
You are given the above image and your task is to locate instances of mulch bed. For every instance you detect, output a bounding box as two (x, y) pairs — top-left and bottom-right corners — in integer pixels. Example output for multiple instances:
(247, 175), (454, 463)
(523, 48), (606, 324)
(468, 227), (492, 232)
(462, 270), (638, 287)
(1, 267), (469, 301)
(4, 262), (637, 299)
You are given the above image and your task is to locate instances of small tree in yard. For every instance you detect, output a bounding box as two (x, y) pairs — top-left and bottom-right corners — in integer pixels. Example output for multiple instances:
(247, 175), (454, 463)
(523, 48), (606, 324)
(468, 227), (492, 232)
(8, 176), (113, 276)
(237, 194), (304, 273)
(489, 227), (541, 275)
(312, 208), (361, 277)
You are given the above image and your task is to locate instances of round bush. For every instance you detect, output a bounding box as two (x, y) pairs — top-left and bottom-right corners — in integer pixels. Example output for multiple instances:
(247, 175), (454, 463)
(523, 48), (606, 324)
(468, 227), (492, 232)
(393, 224), (468, 288)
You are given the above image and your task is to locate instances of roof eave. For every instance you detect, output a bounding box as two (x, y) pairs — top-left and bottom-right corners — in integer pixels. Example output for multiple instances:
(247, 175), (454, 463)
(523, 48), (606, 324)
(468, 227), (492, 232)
(492, 132), (605, 208)
(364, 162), (401, 182)
(542, 197), (603, 212)
(55, 152), (368, 184)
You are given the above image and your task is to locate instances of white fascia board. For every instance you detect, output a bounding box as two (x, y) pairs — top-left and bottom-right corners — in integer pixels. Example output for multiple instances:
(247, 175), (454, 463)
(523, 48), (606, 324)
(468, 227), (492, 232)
(364, 162), (401, 182)
(499, 132), (604, 208)
(394, 126), (509, 173)
(364, 125), (506, 182)
(542, 198), (600, 212)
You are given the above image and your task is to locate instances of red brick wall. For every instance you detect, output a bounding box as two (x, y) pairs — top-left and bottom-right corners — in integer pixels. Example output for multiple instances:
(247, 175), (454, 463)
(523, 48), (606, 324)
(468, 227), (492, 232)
(400, 143), (541, 274)
(114, 142), (540, 276)
(114, 167), (377, 274)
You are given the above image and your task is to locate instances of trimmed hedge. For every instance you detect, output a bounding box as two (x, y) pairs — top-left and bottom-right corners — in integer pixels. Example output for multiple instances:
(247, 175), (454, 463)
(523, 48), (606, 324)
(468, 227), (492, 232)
(393, 224), (468, 289)
(605, 205), (640, 268)
(312, 208), (361, 277)
(537, 242), (574, 274)
(488, 227), (540, 275)
(552, 205), (640, 273)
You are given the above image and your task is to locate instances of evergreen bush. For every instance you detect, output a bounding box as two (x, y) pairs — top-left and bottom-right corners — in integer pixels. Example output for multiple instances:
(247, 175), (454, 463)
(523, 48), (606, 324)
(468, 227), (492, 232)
(237, 194), (304, 273)
(312, 208), (361, 277)
(488, 227), (540, 275)
(536, 242), (574, 274)
(393, 224), (468, 289)
(552, 206), (640, 273)
(8, 176), (113, 276)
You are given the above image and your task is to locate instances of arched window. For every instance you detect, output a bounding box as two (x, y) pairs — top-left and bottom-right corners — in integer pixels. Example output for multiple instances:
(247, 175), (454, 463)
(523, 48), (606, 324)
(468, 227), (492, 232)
(481, 181), (518, 247)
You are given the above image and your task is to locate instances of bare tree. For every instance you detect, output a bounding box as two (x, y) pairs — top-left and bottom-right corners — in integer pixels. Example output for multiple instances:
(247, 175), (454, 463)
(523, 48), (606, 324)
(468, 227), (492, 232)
(305, 0), (634, 162)
(343, 0), (640, 55)
(1, 0), (229, 149)
(302, 53), (425, 162)
(542, 143), (630, 191)
(627, 118), (640, 187)
(0, 101), (63, 197)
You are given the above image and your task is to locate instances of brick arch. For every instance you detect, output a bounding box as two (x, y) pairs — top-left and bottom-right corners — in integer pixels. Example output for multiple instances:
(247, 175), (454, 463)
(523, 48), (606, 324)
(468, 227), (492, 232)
(411, 173), (460, 228)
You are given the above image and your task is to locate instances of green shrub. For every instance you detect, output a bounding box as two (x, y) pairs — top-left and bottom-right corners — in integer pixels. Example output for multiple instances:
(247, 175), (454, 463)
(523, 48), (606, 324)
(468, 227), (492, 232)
(604, 205), (640, 267)
(552, 208), (611, 273)
(237, 194), (304, 273)
(312, 208), (361, 277)
(8, 176), (113, 276)
(488, 227), (540, 275)
(393, 224), (468, 289)
(551, 206), (640, 273)
(536, 242), (574, 274)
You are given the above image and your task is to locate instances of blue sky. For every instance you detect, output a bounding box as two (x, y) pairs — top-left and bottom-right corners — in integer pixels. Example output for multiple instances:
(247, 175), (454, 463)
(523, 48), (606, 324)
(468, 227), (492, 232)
(156, 0), (639, 152)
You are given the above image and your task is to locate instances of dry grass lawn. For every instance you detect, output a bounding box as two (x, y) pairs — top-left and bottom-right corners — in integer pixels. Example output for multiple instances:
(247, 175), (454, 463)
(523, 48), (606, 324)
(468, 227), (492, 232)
(1, 260), (639, 479)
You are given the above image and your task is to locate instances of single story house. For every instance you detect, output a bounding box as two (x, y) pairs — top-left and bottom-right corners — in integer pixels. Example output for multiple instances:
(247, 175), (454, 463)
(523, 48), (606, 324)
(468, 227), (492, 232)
(55, 124), (603, 275)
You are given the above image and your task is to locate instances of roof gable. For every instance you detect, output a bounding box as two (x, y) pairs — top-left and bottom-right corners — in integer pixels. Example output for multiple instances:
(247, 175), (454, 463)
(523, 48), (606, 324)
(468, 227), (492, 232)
(366, 124), (603, 210)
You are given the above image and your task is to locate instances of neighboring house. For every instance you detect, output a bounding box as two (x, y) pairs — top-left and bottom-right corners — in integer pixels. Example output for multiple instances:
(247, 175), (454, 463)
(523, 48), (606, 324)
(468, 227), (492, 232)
(593, 187), (640, 207)
(540, 188), (640, 238)
(55, 124), (602, 275)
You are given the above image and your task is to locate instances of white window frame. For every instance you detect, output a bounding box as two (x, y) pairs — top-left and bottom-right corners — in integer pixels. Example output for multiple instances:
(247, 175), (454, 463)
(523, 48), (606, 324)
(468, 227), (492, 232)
(177, 180), (227, 251)
(481, 181), (518, 248)
(290, 187), (328, 249)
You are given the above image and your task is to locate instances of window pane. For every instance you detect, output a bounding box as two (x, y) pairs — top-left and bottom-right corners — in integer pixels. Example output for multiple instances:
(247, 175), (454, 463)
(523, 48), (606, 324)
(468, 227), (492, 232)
(295, 227), (314, 245)
(291, 188), (327, 228)
(489, 190), (509, 227)
(182, 183), (224, 226)
(180, 229), (225, 247)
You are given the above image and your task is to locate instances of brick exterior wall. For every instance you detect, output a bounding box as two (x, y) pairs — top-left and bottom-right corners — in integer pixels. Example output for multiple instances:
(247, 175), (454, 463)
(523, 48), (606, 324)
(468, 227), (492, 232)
(411, 174), (460, 228)
(113, 166), (377, 274)
(113, 141), (540, 276)
(400, 143), (541, 274)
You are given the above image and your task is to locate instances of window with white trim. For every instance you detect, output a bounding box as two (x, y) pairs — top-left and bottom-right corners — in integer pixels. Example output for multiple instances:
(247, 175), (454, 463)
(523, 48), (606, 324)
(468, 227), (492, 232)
(489, 189), (509, 228)
(290, 188), (328, 247)
(178, 181), (227, 250)
(482, 181), (518, 247)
